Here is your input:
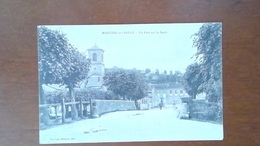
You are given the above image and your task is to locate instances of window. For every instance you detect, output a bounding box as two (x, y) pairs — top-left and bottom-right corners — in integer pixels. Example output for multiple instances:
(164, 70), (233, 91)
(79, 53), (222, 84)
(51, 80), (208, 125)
(93, 53), (97, 61)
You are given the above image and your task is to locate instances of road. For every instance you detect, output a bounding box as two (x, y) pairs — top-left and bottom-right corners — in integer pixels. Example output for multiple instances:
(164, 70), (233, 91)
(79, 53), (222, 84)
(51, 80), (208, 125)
(40, 105), (223, 144)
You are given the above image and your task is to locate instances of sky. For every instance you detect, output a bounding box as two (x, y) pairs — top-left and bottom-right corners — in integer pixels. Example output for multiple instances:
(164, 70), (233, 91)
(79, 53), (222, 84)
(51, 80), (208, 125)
(44, 23), (204, 73)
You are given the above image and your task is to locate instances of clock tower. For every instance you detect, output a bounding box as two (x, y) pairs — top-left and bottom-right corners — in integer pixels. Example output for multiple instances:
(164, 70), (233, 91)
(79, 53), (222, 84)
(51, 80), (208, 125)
(85, 44), (105, 89)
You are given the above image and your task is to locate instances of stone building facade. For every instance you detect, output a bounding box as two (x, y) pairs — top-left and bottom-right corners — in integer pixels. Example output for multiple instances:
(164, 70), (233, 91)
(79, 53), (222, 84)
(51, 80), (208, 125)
(83, 44), (105, 90)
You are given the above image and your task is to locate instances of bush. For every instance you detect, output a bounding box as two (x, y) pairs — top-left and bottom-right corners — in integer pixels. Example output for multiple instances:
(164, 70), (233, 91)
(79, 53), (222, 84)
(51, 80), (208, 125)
(44, 88), (120, 104)
(45, 90), (69, 103)
(190, 100), (222, 123)
(74, 89), (116, 101)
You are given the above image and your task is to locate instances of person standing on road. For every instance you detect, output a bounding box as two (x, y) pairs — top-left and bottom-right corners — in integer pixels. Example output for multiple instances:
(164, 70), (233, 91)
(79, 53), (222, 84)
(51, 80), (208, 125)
(159, 102), (162, 110)
(172, 100), (176, 109)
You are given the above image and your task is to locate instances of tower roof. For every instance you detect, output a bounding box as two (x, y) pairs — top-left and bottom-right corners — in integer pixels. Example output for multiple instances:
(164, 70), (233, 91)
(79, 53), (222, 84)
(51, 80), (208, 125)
(88, 44), (104, 52)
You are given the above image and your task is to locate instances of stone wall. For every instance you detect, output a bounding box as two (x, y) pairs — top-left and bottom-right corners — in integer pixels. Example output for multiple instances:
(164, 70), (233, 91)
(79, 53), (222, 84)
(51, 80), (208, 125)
(189, 100), (222, 122)
(93, 100), (136, 116)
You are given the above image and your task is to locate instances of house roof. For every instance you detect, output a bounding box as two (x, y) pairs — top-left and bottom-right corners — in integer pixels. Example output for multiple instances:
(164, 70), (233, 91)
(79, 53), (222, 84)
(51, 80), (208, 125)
(153, 82), (183, 89)
(42, 84), (67, 93)
(88, 44), (104, 52)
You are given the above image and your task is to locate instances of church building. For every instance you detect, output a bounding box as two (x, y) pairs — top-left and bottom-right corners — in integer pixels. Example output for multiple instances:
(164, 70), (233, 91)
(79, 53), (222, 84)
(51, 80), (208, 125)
(83, 44), (105, 90)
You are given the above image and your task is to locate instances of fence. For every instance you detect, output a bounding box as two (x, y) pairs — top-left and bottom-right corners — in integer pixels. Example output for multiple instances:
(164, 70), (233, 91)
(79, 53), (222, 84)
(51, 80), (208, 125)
(39, 98), (92, 125)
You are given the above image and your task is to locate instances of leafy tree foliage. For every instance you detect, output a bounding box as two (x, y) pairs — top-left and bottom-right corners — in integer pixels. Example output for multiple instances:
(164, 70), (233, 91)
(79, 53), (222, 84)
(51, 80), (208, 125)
(182, 23), (222, 121)
(155, 69), (159, 75)
(145, 68), (151, 74)
(103, 69), (148, 109)
(172, 71), (183, 83)
(62, 50), (90, 120)
(192, 23), (222, 102)
(62, 50), (90, 89)
(38, 26), (90, 121)
(169, 70), (173, 75)
(147, 69), (183, 84)
(74, 89), (115, 101)
(183, 63), (203, 99)
(126, 71), (149, 109)
(38, 26), (72, 124)
(183, 23), (222, 102)
(38, 27), (70, 86)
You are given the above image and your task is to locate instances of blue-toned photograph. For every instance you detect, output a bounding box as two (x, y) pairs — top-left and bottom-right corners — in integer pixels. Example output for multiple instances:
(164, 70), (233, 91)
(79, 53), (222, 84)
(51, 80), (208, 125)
(38, 23), (223, 144)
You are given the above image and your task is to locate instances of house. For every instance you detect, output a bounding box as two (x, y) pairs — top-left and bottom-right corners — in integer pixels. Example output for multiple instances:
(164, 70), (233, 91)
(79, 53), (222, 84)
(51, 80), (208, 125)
(150, 82), (189, 106)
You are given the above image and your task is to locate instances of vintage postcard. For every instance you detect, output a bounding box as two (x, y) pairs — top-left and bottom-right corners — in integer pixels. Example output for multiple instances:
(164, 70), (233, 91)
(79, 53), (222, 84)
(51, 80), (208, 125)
(38, 23), (223, 144)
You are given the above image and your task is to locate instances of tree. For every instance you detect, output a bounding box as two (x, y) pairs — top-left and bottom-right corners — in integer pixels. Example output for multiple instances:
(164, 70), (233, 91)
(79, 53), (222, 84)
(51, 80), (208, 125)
(38, 26), (90, 122)
(103, 69), (148, 109)
(126, 71), (149, 109)
(169, 70), (173, 75)
(168, 70), (183, 83)
(155, 69), (159, 75)
(173, 71), (183, 83)
(192, 23), (222, 102)
(145, 68), (151, 74)
(183, 63), (203, 99)
(62, 49), (90, 120)
(168, 70), (175, 82)
(38, 27), (71, 85)
(38, 26), (71, 125)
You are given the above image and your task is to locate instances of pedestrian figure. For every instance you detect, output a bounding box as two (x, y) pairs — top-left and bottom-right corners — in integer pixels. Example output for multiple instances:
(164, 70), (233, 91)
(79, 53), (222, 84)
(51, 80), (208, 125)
(159, 102), (162, 110)
(173, 101), (176, 109)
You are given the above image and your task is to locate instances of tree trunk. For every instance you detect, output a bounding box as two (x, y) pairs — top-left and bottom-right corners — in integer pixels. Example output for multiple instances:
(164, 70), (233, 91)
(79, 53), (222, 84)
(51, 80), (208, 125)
(192, 90), (196, 99)
(61, 97), (66, 123)
(55, 106), (58, 119)
(90, 98), (93, 118)
(69, 85), (78, 120)
(79, 98), (83, 118)
(134, 99), (140, 110)
(40, 84), (49, 125)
